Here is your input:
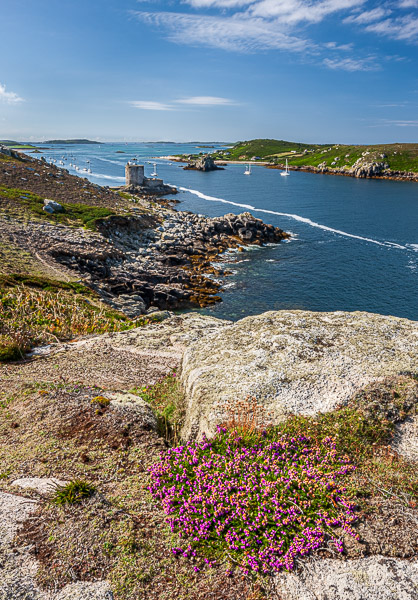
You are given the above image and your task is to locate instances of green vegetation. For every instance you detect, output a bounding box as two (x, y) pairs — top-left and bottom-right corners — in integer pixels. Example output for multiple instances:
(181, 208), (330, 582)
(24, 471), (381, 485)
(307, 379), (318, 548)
(0, 184), (116, 229)
(130, 373), (184, 442)
(177, 139), (418, 174)
(0, 276), (158, 361)
(0, 140), (36, 149)
(51, 480), (96, 505)
(286, 142), (418, 172)
(149, 380), (417, 576)
(218, 138), (325, 160)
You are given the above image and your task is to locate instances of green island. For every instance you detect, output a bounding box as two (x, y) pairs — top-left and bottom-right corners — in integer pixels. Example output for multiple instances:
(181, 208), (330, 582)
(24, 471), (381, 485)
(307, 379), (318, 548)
(177, 138), (418, 180)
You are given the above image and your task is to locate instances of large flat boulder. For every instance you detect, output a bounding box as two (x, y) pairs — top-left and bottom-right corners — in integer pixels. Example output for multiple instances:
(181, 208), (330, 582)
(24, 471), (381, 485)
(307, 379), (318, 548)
(181, 310), (418, 439)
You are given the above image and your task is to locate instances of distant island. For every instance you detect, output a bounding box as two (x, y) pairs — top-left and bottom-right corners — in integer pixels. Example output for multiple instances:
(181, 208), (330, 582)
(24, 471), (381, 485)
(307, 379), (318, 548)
(173, 138), (418, 181)
(43, 139), (102, 145)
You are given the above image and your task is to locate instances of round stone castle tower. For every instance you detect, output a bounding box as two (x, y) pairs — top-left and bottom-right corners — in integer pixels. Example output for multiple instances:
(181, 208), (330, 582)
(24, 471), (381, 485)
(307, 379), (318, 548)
(125, 162), (145, 187)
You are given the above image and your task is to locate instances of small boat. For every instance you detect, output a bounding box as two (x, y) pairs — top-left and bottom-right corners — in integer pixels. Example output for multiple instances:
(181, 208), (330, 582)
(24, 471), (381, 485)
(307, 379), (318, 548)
(281, 158), (290, 177)
(244, 164), (251, 175)
(151, 163), (157, 177)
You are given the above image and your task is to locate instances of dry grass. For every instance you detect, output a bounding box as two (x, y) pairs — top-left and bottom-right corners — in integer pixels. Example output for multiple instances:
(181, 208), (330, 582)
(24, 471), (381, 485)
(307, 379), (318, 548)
(0, 279), (158, 361)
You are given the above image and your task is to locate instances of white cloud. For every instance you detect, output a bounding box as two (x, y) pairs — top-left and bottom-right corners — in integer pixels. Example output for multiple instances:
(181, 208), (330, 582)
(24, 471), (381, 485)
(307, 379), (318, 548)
(324, 40), (353, 50)
(175, 95), (238, 105)
(323, 56), (378, 71)
(0, 83), (24, 104)
(369, 119), (418, 126)
(365, 15), (418, 42)
(132, 11), (311, 52)
(250, 0), (367, 24)
(398, 0), (418, 8)
(184, 0), (254, 6)
(344, 7), (392, 25)
(128, 96), (239, 109)
(128, 100), (174, 110)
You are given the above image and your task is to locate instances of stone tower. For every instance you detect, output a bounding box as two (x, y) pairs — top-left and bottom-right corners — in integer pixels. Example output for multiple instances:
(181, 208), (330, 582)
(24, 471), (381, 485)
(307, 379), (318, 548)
(125, 162), (145, 187)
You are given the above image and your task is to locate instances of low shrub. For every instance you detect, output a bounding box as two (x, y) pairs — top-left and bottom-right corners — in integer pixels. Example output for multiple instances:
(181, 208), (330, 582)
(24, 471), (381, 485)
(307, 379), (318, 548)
(149, 426), (357, 575)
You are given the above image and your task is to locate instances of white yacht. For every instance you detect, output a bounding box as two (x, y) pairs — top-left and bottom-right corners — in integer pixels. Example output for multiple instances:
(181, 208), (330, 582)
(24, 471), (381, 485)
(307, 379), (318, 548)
(281, 159), (290, 176)
(244, 164), (251, 175)
(151, 163), (157, 177)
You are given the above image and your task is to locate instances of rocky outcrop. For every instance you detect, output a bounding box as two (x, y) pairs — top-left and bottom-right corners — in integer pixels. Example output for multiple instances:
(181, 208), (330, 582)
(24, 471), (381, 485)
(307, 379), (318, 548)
(272, 556), (418, 600)
(180, 310), (418, 440)
(184, 154), (224, 171)
(273, 158), (418, 181)
(23, 206), (288, 316)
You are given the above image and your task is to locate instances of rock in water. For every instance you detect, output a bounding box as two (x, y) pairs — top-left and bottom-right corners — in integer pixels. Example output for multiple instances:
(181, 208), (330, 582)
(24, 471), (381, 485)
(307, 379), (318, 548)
(180, 310), (418, 440)
(184, 154), (223, 171)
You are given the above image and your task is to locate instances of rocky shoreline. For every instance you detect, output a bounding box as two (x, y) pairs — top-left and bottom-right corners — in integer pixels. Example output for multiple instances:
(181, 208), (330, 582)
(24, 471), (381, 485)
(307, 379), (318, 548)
(267, 162), (418, 182)
(0, 148), (289, 316)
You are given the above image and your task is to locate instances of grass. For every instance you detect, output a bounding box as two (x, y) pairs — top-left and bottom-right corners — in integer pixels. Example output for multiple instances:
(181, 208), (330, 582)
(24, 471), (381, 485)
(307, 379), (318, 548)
(0, 276), (160, 361)
(130, 373), (184, 442)
(0, 184), (116, 229)
(51, 479), (96, 505)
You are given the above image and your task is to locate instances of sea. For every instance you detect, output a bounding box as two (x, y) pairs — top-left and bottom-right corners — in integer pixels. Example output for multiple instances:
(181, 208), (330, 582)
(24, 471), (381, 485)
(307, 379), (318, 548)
(33, 142), (418, 322)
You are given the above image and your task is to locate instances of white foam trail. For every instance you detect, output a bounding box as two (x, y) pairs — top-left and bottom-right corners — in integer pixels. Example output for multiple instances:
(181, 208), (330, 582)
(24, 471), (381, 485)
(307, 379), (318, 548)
(89, 155), (126, 166)
(89, 172), (125, 182)
(177, 186), (409, 251)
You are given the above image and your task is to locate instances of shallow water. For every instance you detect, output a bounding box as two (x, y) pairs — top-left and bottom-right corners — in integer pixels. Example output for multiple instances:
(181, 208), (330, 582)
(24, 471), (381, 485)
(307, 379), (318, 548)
(36, 142), (418, 321)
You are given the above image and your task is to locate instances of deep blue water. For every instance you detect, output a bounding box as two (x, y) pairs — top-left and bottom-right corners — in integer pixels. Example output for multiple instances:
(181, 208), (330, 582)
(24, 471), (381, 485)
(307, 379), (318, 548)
(34, 142), (418, 321)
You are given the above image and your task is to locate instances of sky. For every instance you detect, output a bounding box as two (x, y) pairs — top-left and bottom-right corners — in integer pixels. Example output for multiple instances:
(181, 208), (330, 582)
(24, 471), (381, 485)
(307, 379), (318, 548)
(0, 0), (417, 143)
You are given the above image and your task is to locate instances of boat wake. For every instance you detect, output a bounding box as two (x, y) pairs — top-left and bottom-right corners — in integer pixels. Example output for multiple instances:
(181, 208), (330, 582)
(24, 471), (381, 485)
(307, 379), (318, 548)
(177, 186), (412, 252)
(89, 172), (125, 182)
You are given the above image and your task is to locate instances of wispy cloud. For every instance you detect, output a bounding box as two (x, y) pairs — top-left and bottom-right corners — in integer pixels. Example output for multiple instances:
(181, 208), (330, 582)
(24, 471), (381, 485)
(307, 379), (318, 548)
(323, 41), (353, 50)
(128, 96), (239, 110)
(175, 96), (238, 105)
(132, 10), (311, 52)
(398, 0), (418, 8)
(0, 83), (24, 104)
(369, 118), (418, 127)
(128, 100), (174, 110)
(323, 56), (378, 71)
(344, 7), (392, 25)
(365, 15), (418, 42)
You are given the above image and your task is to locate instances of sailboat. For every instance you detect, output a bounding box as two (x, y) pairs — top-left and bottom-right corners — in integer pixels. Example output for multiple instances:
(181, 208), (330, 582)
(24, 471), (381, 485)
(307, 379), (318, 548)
(244, 164), (251, 175)
(281, 158), (290, 176)
(151, 163), (157, 177)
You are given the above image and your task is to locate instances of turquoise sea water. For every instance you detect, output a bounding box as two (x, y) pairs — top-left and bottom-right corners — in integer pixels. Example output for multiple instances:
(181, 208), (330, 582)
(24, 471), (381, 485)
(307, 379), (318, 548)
(35, 142), (418, 321)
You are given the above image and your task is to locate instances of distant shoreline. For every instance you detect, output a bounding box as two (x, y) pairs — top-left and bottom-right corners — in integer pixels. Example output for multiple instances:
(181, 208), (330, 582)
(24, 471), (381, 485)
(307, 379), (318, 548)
(159, 155), (418, 183)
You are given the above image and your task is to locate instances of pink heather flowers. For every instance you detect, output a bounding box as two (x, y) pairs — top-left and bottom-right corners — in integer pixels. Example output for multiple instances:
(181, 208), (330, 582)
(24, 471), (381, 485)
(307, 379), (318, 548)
(149, 427), (358, 575)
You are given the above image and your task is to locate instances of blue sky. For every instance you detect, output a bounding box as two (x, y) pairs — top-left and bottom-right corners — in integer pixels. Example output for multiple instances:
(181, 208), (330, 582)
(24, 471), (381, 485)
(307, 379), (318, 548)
(0, 0), (417, 143)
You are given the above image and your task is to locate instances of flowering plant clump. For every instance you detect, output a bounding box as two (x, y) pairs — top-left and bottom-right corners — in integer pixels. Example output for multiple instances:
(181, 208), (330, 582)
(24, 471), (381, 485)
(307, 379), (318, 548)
(149, 426), (358, 575)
